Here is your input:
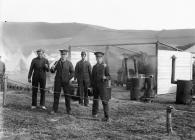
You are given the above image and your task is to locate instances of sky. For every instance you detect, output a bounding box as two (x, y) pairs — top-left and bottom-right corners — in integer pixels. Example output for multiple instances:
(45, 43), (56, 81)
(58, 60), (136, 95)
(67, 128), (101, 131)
(0, 0), (195, 30)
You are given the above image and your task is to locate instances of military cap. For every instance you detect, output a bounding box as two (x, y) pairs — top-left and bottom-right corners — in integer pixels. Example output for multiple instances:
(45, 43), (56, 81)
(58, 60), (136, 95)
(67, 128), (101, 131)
(36, 49), (44, 53)
(94, 52), (104, 57)
(59, 49), (69, 55)
(81, 51), (86, 56)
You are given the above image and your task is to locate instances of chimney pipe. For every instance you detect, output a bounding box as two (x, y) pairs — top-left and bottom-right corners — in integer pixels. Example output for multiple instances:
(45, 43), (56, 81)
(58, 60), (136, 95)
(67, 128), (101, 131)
(133, 57), (138, 77)
(124, 58), (128, 78)
(171, 55), (177, 84)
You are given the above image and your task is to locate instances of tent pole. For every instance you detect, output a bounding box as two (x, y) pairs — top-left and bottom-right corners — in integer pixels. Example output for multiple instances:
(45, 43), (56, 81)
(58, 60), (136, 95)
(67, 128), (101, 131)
(87, 51), (90, 61)
(105, 46), (109, 65)
(124, 58), (128, 81)
(156, 41), (159, 95)
(68, 45), (71, 60)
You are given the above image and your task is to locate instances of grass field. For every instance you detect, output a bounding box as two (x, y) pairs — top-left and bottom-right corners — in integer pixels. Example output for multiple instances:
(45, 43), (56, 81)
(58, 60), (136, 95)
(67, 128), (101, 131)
(0, 87), (194, 140)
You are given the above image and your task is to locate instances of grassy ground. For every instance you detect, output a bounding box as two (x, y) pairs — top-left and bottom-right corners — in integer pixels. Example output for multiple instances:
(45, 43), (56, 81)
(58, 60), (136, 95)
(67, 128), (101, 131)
(0, 87), (194, 140)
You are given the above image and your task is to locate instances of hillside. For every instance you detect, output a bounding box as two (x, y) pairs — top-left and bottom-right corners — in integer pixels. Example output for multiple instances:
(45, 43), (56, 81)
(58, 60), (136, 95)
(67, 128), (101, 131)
(2, 22), (195, 55)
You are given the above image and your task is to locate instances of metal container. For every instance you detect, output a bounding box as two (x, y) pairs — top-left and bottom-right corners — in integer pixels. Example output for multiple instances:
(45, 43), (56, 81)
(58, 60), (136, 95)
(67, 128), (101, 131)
(144, 75), (155, 98)
(130, 77), (145, 100)
(176, 80), (192, 104)
(106, 87), (112, 100)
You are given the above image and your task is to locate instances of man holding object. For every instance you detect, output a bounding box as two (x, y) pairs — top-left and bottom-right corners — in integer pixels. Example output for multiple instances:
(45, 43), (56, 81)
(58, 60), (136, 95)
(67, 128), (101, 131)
(50, 49), (74, 115)
(92, 52), (111, 122)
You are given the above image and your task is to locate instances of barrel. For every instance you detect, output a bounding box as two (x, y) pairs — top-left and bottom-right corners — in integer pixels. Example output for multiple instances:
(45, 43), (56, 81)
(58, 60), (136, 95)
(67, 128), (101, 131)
(144, 76), (155, 98)
(130, 77), (145, 100)
(176, 80), (192, 104)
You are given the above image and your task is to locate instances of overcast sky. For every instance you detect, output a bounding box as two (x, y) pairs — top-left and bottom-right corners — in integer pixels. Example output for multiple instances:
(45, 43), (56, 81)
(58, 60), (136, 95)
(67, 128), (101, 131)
(0, 0), (195, 30)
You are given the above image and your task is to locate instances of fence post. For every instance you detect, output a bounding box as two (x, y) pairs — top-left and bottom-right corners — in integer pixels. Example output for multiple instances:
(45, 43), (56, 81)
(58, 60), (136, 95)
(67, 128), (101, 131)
(166, 106), (173, 135)
(3, 75), (7, 107)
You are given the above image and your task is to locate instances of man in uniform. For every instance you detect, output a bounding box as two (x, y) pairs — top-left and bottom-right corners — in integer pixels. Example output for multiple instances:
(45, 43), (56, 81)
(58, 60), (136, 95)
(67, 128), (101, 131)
(50, 49), (74, 115)
(75, 51), (92, 106)
(0, 56), (5, 91)
(28, 49), (49, 109)
(91, 52), (111, 122)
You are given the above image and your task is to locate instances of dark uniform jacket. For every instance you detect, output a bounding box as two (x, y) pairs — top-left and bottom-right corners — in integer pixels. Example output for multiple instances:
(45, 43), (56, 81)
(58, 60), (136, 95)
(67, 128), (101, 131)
(75, 60), (91, 83)
(28, 57), (49, 81)
(51, 59), (74, 84)
(91, 62), (110, 100)
(0, 61), (5, 75)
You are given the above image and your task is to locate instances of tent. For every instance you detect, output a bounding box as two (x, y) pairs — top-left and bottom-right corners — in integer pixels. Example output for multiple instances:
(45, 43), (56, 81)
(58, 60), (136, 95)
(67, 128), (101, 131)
(0, 22), (194, 94)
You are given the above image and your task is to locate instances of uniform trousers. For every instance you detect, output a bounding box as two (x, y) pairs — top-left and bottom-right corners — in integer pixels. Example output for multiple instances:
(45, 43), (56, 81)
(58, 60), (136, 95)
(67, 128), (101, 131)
(32, 76), (46, 106)
(78, 80), (89, 105)
(53, 81), (71, 113)
(92, 83), (109, 118)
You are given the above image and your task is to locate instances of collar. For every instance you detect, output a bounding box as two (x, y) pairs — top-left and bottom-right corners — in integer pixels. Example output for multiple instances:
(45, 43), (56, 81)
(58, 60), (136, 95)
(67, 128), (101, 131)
(97, 62), (104, 65)
(60, 59), (67, 63)
(37, 57), (43, 60)
(97, 62), (107, 67)
(81, 59), (86, 62)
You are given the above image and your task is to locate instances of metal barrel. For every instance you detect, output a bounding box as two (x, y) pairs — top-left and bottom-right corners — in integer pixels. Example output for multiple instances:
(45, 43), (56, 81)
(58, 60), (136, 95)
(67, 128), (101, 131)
(176, 80), (192, 104)
(144, 76), (155, 98)
(130, 77), (145, 100)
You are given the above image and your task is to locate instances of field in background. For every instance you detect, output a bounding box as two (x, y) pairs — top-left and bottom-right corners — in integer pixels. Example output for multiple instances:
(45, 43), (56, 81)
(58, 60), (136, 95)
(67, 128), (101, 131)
(0, 87), (194, 140)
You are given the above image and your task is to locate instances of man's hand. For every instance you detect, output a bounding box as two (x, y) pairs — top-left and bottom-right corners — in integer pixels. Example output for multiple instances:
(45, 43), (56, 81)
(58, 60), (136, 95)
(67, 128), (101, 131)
(51, 65), (55, 70)
(45, 64), (49, 68)
(88, 87), (93, 93)
(74, 78), (77, 82)
(28, 78), (31, 83)
(103, 76), (107, 80)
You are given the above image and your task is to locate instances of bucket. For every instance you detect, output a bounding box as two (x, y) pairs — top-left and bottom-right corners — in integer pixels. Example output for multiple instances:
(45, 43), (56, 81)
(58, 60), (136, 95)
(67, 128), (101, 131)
(106, 87), (112, 100)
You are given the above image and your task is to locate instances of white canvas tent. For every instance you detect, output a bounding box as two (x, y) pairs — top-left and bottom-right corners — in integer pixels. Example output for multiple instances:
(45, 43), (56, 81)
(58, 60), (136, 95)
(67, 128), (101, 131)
(0, 22), (194, 94)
